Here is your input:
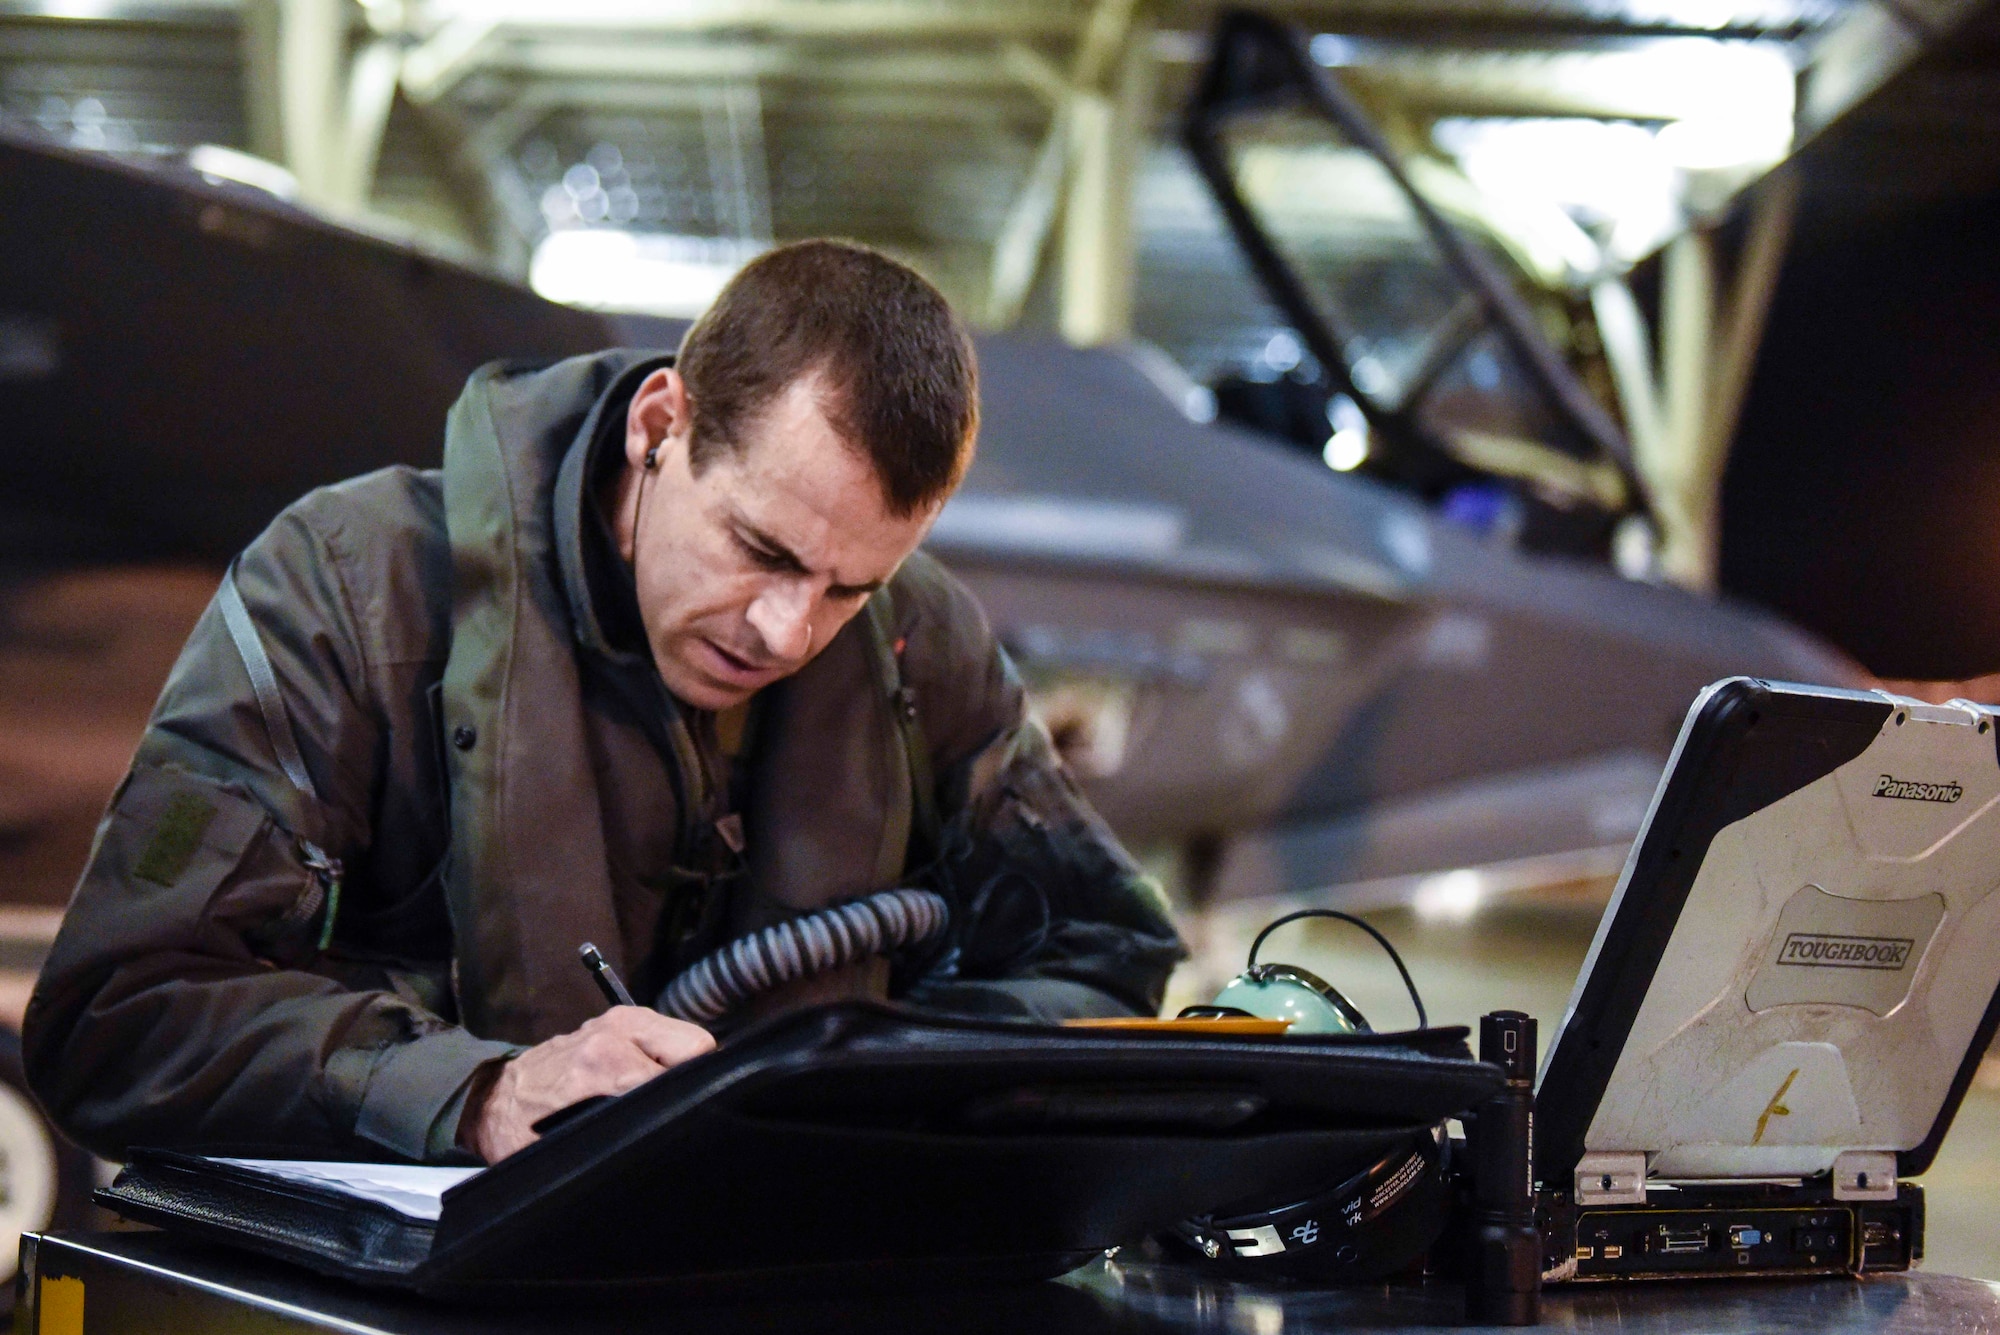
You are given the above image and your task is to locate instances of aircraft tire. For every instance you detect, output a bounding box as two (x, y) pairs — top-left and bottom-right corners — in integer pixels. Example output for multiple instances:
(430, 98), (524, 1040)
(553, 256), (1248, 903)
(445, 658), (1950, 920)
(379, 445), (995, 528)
(0, 1026), (97, 1313)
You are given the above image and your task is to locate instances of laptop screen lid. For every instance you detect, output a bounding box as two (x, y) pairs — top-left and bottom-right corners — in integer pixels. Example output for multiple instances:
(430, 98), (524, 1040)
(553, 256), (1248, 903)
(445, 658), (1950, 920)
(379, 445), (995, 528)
(1536, 678), (2000, 1186)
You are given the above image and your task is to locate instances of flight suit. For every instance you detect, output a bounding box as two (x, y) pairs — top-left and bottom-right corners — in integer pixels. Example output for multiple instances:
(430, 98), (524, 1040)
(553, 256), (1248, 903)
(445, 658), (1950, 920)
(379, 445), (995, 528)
(25, 350), (1185, 1163)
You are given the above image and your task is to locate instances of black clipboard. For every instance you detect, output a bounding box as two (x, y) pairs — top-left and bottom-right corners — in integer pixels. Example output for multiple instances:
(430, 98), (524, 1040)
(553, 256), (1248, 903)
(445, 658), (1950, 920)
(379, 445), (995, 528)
(101, 1001), (1501, 1296)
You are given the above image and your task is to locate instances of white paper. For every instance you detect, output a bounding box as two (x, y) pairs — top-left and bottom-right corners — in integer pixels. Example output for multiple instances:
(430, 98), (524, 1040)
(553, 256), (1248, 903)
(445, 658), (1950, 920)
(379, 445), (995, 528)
(212, 1159), (484, 1222)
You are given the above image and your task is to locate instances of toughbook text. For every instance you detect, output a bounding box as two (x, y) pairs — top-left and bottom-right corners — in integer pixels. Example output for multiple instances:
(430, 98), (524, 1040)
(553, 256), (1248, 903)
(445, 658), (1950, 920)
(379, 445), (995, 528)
(1775, 932), (1915, 970)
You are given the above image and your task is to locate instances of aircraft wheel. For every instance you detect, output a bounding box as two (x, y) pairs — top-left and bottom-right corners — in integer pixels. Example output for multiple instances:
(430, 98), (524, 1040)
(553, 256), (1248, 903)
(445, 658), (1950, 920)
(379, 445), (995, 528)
(0, 1026), (96, 1313)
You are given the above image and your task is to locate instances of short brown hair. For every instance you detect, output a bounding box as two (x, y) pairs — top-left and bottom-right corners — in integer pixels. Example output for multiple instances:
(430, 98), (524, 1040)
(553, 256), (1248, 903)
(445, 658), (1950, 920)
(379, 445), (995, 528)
(676, 239), (979, 515)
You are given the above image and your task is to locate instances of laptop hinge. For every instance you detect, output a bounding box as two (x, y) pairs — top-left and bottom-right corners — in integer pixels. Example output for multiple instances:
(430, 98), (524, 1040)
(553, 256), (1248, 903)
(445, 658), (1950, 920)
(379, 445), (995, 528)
(1573, 1152), (1647, 1205)
(1831, 1151), (1897, 1201)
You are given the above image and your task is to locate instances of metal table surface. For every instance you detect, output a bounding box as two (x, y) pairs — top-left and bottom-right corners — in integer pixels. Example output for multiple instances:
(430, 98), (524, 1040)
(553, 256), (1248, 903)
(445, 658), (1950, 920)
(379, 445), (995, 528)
(19, 1230), (2000, 1334)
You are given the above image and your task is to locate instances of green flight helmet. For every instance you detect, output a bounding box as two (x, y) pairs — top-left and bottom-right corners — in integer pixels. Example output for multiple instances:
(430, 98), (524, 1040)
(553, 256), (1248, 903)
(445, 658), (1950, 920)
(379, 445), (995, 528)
(1209, 962), (1371, 1035)
(1181, 907), (1428, 1036)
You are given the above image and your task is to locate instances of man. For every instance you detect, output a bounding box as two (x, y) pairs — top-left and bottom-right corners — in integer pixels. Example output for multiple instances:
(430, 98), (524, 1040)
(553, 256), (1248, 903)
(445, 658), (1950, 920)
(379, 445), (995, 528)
(25, 240), (1184, 1165)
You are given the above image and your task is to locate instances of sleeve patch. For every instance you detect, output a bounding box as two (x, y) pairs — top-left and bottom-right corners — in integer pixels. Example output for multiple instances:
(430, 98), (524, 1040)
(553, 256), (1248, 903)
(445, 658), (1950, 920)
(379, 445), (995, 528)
(132, 793), (220, 887)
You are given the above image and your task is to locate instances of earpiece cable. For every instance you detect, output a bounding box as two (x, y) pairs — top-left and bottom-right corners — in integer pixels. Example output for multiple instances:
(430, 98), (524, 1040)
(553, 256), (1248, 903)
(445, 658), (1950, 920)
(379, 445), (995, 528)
(1247, 908), (1428, 1030)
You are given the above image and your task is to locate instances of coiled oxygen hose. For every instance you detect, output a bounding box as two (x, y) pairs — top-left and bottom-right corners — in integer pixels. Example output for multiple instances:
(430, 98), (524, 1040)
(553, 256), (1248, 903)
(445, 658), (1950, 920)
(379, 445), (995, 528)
(657, 887), (950, 1024)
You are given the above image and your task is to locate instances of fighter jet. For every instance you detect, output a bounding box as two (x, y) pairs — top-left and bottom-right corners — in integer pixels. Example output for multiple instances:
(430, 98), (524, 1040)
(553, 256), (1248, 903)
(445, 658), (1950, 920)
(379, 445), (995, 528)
(933, 12), (1861, 912)
(0, 82), (1852, 939)
(937, 335), (1854, 912)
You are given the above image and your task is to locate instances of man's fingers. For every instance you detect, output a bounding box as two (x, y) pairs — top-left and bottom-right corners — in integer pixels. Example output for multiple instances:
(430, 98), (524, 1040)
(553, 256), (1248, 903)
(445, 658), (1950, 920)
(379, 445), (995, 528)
(543, 1011), (711, 1102)
(468, 1011), (717, 1162)
(622, 1011), (717, 1069)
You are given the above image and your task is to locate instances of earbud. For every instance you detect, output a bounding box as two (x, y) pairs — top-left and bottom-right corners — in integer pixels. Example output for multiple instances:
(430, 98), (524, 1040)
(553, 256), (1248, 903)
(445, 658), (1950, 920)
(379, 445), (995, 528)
(643, 444), (660, 471)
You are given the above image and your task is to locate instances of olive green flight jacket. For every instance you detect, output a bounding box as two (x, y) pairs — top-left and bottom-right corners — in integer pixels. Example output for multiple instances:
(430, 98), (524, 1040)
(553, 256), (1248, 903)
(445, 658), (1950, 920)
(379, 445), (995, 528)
(24, 350), (1185, 1164)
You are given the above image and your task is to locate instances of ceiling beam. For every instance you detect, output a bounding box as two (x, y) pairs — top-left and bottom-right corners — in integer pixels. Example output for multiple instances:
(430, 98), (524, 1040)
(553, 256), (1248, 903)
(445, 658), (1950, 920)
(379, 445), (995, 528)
(400, 14), (500, 103)
(999, 39), (1070, 108)
(1162, 0), (1822, 44)
(332, 33), (398, 208)
(986, 104), (1069, 323)
(1332, 44), (1799, 123)
(462, 41), (1037, 88)
(406, 1), (1079, 40)
(1059, 0), (1151, 345)
(468, 81), (1033, 128)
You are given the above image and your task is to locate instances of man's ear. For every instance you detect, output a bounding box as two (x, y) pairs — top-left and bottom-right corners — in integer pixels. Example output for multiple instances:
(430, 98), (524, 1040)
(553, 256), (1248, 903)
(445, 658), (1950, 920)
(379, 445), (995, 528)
(625, 367), (689, 471)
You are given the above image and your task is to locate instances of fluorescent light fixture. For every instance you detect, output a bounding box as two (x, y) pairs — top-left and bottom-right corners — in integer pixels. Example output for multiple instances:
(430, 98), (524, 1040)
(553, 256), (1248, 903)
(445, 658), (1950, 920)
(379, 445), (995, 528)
(1655, 115), (1790, 172)
(1437, 118), (1682, 264)
(1623, 0), (1758, 31)
(1431, 41), (1793, 264)
(529, 230), (763, 318)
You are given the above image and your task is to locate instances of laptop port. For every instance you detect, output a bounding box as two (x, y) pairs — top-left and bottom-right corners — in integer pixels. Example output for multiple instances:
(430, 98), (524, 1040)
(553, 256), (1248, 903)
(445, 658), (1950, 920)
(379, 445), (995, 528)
(1728, 1226), (1764, 1249)
(1656, 1226), (1709, 1255)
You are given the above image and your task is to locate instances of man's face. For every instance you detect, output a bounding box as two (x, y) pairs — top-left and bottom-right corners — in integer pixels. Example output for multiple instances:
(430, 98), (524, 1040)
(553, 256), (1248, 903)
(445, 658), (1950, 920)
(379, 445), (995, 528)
(615, 368), (937, 712)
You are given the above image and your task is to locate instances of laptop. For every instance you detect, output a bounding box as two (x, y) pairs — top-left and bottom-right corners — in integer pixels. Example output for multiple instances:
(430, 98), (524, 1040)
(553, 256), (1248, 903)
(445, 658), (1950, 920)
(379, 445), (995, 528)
(1533, 677), (2000, 1280)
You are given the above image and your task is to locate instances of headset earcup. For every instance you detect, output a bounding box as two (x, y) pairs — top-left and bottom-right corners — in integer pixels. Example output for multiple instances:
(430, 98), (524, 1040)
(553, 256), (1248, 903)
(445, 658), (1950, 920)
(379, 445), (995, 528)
(1165, 1127), (1451, 1283)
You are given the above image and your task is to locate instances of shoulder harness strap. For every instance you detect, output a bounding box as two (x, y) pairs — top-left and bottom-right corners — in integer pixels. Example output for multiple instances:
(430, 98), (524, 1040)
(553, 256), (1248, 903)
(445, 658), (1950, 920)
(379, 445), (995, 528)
(218, 568), (318, 802)
(217, 565), (343, 948)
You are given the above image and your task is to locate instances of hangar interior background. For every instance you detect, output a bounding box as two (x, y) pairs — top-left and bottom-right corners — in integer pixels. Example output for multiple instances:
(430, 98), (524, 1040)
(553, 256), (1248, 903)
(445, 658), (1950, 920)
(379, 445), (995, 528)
(9, 0), (2000, 658)
(6, 0), (2000, 1282)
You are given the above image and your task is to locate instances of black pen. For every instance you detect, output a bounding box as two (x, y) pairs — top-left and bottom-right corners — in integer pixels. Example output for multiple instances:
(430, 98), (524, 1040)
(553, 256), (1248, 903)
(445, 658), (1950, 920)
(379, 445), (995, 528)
(578, 942), (636, 1008)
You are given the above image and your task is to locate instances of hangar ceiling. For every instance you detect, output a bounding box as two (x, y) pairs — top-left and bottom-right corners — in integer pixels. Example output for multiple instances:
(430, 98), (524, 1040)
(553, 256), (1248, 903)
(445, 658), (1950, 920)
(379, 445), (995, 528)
(2, 0), (1969, 336)
(2, 0), (1993, 600)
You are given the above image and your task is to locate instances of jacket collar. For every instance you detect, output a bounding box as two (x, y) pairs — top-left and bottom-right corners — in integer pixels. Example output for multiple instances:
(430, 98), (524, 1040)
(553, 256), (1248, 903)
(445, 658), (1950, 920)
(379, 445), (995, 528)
(551, 353), (673, 663)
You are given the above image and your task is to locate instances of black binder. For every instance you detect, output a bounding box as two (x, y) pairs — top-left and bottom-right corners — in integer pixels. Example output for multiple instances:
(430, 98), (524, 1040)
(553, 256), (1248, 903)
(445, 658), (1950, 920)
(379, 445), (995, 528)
(99, 1002), (1500, 1296)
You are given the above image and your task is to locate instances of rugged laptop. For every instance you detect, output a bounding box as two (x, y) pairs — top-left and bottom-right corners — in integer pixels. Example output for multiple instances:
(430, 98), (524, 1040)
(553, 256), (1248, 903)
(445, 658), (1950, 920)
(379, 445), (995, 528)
(1535, 677), (2000, 1281)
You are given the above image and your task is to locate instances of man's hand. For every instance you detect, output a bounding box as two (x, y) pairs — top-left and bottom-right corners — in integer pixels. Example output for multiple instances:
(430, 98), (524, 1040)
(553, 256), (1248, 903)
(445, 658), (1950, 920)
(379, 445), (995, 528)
(462, 1008), (714, 1162)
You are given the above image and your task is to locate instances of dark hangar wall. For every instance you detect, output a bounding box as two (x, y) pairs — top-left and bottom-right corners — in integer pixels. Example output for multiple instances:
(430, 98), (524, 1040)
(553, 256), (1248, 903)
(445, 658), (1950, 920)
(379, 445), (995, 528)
(1720, 7), (2000, 681)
